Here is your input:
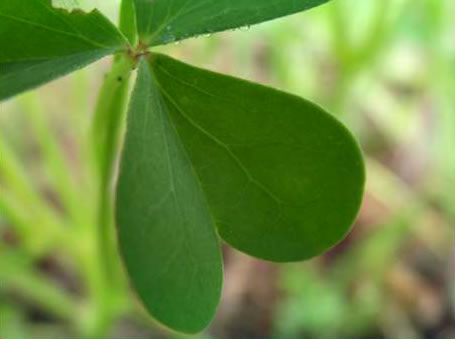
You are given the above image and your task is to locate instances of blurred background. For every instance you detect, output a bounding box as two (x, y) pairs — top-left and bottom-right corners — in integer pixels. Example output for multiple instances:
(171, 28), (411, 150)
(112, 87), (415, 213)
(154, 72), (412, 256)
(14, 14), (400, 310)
(1, 0), (454, 337)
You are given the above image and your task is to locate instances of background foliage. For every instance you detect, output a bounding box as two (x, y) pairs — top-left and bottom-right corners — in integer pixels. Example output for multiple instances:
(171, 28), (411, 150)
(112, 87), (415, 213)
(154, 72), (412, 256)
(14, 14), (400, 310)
(1, 0), (454, 337)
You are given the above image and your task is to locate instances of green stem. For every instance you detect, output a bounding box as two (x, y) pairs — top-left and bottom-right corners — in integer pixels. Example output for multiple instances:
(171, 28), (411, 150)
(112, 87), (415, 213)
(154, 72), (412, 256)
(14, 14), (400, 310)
(327, 0), (391, 115)
(329, 0), (351, 68)
(0, 136), (42, 209)
(0, 249), (78, 323)
(21, 93), (87, 229)
(92, 55), (134, 186)
(0, 136), (72, 255)
(88, 51), (135, 336)
(91, 53), (133, 279)
(352, 0), (390, 70)
(84, 0), (139, 334)
(0, 190), (70, 255)
(327, 0), (353, 114)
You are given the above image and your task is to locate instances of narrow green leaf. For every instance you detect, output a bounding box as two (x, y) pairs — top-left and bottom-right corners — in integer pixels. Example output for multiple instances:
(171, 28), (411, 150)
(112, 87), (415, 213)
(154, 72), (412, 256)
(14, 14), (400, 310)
(119, 0), (137, 46)
(115, 59), (223, 334)
(134, 0), (330, 46)
(0, 0), (128, 101)
(148, 54), (365, 262)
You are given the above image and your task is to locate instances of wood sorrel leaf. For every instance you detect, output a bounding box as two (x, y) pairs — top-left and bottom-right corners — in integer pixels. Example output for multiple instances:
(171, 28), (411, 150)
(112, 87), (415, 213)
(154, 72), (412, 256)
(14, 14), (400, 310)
(147, 54), (365, 262)
(116, 53), (364, 333)
(0, 0), (128, 101)
(134, 0), (330, 46)
(115, 59), (223, 334)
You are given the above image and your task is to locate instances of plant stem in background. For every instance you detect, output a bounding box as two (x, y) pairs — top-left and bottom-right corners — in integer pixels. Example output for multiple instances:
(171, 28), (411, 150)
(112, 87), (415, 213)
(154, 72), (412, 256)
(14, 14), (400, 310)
(0, 250), (78, 323)
(91, 53), (133, 280)
(85, 1), (137, 334)
(328, 0), (391, 114)
(89, 52), (134, 336)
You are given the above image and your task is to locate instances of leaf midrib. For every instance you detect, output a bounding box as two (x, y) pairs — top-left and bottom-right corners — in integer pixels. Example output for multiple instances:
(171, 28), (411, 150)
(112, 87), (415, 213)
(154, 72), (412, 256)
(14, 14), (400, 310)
(152, 61), (283, 208)
(148, 63), (219, 279)
(0, 48), (116, 65)
(0, 12), (114, 50)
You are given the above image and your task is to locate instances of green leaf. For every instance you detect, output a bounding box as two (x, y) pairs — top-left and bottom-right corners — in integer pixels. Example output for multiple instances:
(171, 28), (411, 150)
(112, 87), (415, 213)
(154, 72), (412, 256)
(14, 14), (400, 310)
(134, 0), (331, 46)
(115, 59), (223, 334)
(0, 0), (128, 101)
(147, 54), (365, 262)
(119, 0), (137, 46)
